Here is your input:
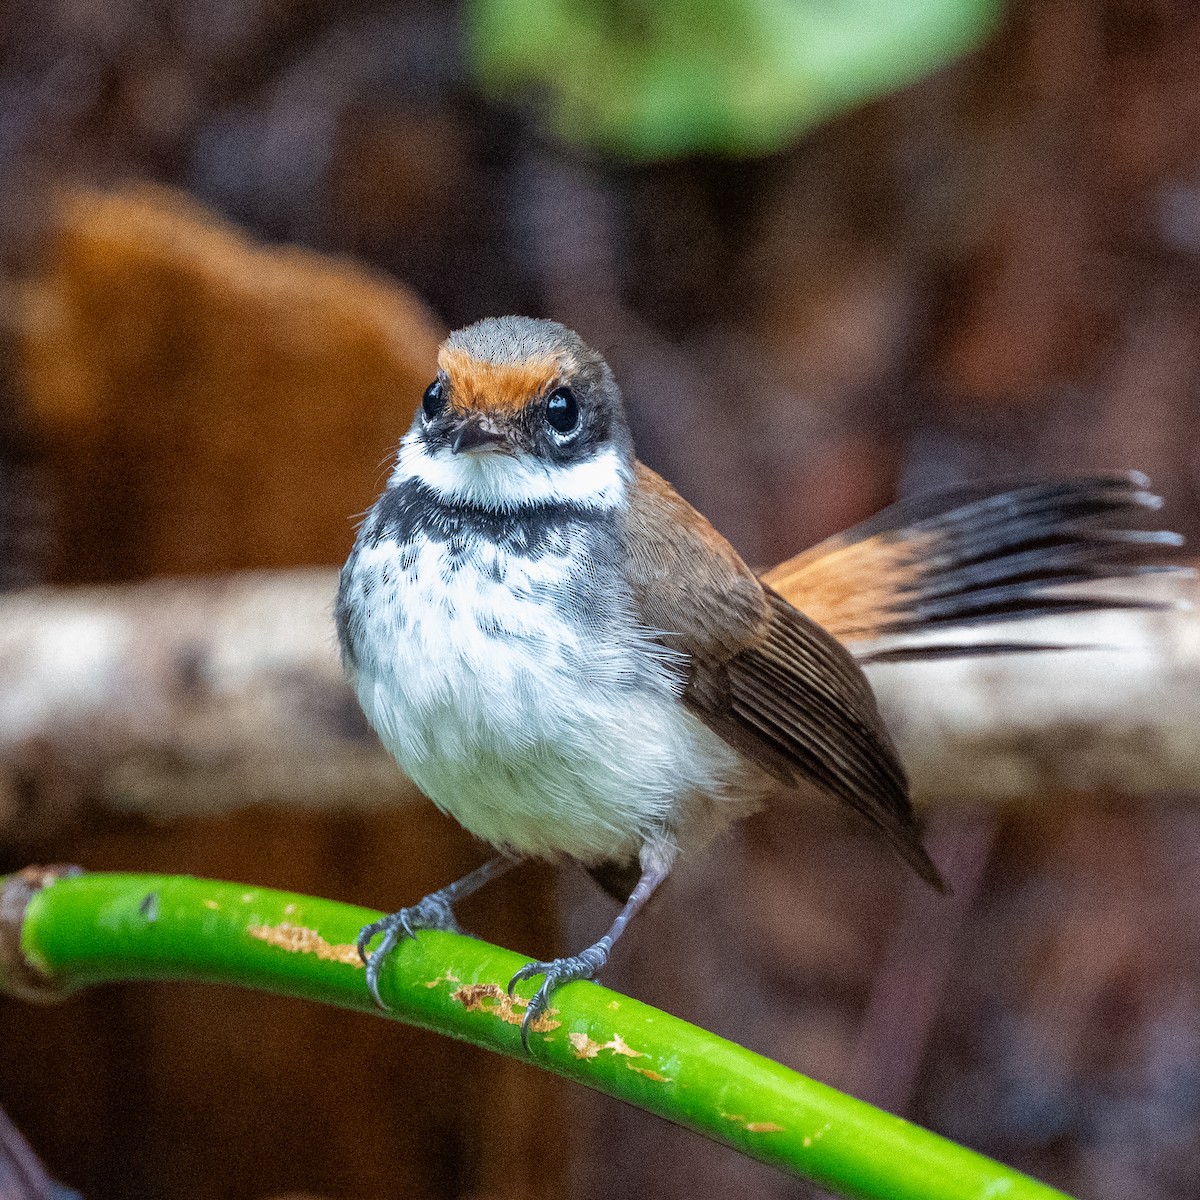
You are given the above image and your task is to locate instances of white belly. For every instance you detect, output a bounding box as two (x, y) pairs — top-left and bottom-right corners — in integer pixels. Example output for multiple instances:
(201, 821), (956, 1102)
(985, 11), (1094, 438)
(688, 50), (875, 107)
(343, 534), (734, 863)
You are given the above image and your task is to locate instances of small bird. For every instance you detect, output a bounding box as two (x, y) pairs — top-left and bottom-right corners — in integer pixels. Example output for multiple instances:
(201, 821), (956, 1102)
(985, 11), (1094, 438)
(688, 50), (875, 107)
(336, 315), (1184, 1044)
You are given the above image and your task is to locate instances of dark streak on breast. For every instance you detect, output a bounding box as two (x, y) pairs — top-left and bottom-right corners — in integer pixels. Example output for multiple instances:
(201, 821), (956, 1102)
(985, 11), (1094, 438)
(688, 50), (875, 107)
(366, 478), (617, 561)
(335, 477), (629, 671)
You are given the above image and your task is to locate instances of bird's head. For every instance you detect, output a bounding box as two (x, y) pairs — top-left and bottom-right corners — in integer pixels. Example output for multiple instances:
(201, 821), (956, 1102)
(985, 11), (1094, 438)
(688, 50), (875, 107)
(395, 316), (632, 510)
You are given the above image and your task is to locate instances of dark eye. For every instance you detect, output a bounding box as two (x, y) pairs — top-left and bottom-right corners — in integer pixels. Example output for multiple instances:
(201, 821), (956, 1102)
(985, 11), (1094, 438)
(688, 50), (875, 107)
(545, 387), (580, 434)
(422, 380), (445, 420)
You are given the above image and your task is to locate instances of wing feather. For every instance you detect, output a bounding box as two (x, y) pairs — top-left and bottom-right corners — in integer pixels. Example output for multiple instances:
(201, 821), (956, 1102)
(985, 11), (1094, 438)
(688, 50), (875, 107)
(626, 463), (943, 889)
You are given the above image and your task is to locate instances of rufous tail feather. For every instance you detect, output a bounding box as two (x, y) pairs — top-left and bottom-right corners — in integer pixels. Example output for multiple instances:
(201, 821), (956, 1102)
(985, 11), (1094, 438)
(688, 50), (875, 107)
(764, 473), (1189, 658)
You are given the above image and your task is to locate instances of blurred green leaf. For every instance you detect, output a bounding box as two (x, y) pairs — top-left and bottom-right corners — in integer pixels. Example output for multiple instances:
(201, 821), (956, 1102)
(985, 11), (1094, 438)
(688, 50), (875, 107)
(469, 0), (1000, 159)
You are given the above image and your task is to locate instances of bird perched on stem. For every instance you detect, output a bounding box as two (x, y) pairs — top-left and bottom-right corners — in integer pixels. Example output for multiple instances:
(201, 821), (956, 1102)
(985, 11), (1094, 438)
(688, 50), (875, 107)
(336, 316), (1185, 1046)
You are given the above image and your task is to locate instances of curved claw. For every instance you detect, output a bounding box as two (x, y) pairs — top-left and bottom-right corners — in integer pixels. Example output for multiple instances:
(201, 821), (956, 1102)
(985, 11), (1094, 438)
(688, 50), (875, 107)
(357, 893), (462, 1010)
(356, 924), (376, 968)
(363, 921), (408, 1009)
(506, 959), (547, 995)
(507, 943), (611, 1052)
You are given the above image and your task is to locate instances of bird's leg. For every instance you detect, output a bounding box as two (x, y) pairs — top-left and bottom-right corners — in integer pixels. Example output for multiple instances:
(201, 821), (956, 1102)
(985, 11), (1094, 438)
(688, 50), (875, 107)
(508, 833), (676, 1050)
(358, 855), (519, 1008)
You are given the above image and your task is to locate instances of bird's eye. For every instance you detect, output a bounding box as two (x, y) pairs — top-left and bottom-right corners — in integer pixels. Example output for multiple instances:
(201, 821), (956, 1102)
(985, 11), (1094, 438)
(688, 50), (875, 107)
(422, 380), (445, 420)
(545, 387), (580, 434)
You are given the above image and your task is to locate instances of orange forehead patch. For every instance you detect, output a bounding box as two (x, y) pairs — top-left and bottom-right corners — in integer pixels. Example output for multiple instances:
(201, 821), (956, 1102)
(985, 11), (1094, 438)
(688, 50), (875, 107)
(437, 346), (561, 414)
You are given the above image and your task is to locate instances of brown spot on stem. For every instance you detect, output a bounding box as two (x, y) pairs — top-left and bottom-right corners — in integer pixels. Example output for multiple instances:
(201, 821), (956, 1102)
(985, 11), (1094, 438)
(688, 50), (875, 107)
(568, 1032), (600, 1058)
(607, 1032), (640, 1057)
(745, 1122), (785, 1133)
(627, 1065), (669, 1082)
(567, 1031), (644, 1060)
(424, 970), (461, 989)
(451, 983), (560, 1032)
(247, 922), (363, 967)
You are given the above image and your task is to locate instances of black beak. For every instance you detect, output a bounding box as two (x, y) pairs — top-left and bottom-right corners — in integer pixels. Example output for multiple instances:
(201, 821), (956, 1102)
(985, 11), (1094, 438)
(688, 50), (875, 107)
(451, 421), (506, 455)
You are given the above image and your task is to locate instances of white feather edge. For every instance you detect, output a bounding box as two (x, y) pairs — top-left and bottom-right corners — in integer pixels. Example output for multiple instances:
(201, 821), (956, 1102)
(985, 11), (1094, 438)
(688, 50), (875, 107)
(389, 433), (628, 510)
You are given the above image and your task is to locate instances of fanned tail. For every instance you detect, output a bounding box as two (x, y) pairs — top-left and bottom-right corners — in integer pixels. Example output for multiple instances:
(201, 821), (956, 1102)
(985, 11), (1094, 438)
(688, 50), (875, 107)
(763, 472), (1190, 657)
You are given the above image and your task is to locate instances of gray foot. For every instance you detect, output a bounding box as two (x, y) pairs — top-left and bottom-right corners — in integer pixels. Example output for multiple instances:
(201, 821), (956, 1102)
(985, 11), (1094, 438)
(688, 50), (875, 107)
(508, 941), (610, 1050)
(357, 892), (461, 1008)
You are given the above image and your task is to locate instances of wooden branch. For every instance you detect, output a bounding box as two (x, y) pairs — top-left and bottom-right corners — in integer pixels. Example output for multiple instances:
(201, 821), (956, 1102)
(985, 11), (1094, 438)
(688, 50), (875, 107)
(0, 570), (1194, 840)
(0, 570), (415, 841)
(865, 575), (1200, 806)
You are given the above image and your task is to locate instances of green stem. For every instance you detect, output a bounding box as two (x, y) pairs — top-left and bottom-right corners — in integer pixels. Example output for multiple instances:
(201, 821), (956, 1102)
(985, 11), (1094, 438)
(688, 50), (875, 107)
(2, 868), (1072, 1200)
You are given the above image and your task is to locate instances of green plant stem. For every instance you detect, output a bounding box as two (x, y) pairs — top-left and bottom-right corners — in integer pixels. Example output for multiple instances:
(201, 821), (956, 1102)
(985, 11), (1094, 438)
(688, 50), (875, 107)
(3, 869), (1072, 1200)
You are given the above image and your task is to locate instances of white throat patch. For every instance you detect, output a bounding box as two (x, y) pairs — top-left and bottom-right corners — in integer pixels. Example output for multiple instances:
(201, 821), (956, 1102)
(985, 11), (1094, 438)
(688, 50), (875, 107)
(391, 433), (627, 510)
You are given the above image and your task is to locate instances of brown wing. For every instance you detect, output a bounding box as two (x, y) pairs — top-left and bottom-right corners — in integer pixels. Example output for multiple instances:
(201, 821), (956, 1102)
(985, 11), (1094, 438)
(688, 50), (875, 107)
(626, 462), (943, 889)
(763, 473), (1184, 649)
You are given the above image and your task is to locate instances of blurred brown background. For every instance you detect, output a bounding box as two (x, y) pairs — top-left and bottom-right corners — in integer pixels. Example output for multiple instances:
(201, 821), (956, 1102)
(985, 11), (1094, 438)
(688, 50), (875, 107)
(2, 1), (1200, 1198)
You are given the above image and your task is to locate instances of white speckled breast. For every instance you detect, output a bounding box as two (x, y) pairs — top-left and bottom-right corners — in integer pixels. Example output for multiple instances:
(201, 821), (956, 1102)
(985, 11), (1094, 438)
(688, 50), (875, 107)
(336, 461), (737, 864)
